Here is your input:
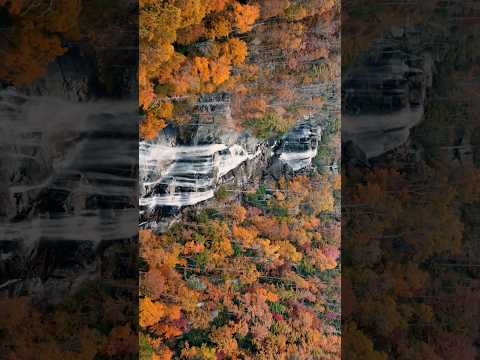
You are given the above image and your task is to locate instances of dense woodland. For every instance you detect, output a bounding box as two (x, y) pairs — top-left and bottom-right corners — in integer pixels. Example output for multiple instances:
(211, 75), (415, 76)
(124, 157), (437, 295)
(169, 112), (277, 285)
(139, 169), (341, 359)
(0, 1), (341, 358)
(3, 0), (480, 358)
(139, 0), (341, 359)
(139, 0), (339, 140)
(343, 0), (480, 358)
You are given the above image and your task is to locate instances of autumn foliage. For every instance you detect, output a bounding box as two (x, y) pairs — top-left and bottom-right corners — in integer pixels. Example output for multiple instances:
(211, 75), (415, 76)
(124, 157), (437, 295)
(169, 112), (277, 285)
(139, 0), (340, 357)
(139, 0), (261, 139)
(0, 0), (81, 85)
(343, 160), (480, 358)
(140, 170), (340, 359)
(0, 287), (138, 359)
(139, 0), (339, 139)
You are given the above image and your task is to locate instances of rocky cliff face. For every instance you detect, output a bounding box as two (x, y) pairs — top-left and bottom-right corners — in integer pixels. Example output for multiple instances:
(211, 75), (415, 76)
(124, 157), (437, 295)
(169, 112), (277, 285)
(139, 97), (329, 233)
(139, 105), (267, 232)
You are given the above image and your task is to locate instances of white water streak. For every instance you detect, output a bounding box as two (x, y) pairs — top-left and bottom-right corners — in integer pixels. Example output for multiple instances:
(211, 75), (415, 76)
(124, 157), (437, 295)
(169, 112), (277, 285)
(140, 142), (260, 208)
(0, 89), (137, 243)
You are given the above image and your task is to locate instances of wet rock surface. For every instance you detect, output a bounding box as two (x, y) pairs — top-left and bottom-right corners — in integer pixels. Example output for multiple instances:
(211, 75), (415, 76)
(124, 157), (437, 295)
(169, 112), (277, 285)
(140, 99), (334, 233)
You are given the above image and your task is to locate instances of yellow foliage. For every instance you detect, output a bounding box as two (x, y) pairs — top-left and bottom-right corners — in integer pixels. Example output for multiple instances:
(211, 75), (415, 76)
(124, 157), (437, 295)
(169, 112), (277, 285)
(140, 2), (181, 44)
(181, 344), (217, 360)
(276, 240), (302, 263)
(0, 0), (83, 85)
(178, 286), (200, 313)
(309, 183), (335, 214)
(140, 113), (167, 141)
(229, 204), (247, 223)
(210, 325), (239, 356)
(168, 304), (182, 321)
(260, 0), (291, 19)
(153, 323), (183, 338)
(290, 229), (310, 248)
(103, 325), (136, 357)
(194, 57), (211, 82)
(210, 56), (231, 85)
(255, 288), (279, 302)
(140, 297), (166, 328)
(303, 217), (320, 229)
(223, 38), (248, 65)
(153, 347), (174, 360)
(205, 15), (232, 38)
(257, 239), (279, 263)
(232, 224), (258, 247)
(154, 101), (174, 118)
(332, 174), (341, 191)
(183, 241), (205, 254)
(177, 23), (205, 44)
(229, 258), (260, 285)
(310, 248), (337, 271)
(176, 0), (208, 27)
(232, 3), (260, 33)
(206, 0), (233, 13)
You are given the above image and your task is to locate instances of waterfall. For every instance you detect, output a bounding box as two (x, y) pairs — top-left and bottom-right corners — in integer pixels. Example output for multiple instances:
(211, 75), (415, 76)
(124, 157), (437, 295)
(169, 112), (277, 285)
(139, 92), (265, 218)
(139, 141), (261, 209)
(278, 119), (322, 172)
(0, 88), (138, 244)
(139, 77), (337, 230)
(139, 118), (324, 218)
